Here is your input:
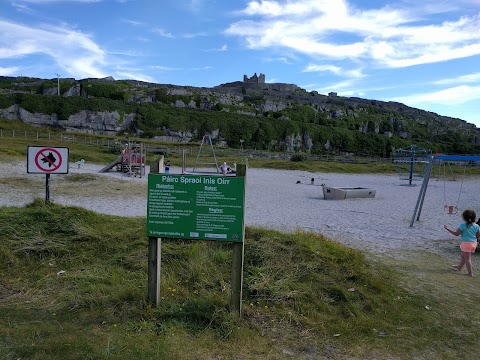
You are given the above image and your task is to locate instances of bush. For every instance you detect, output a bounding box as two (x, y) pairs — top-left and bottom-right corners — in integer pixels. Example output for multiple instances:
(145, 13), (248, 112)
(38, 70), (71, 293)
(290, 153), (307, 162)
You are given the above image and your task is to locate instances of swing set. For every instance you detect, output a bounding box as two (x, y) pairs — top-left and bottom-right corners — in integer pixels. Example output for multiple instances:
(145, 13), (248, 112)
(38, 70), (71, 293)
(441, 160), (468, 215)
(410, 154), (479, 227)
(393, 144), (431, 186)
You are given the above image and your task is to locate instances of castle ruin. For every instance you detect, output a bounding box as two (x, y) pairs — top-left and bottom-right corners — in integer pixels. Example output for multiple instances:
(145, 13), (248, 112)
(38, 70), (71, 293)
(243, 73), (265, 84)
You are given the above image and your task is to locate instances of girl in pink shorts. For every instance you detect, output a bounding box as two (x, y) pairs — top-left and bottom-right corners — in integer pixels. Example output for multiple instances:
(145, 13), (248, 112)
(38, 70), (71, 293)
(444, 209), (480, 277)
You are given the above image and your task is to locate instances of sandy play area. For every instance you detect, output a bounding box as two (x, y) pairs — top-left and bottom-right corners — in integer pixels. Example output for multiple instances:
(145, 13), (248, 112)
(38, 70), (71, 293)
(1, 160), (479, 257)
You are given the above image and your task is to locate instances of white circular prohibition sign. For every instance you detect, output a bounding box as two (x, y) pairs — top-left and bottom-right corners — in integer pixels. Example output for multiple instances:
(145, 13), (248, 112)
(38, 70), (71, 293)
(34, 147), (63, 172)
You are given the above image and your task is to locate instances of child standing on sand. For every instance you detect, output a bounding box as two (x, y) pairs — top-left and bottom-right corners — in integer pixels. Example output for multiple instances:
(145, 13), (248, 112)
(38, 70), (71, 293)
(444, 209), (480, 277)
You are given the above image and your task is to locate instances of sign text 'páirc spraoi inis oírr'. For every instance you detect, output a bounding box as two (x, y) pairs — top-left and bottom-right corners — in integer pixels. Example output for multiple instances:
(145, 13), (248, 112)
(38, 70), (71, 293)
(147, 174), (245, 242)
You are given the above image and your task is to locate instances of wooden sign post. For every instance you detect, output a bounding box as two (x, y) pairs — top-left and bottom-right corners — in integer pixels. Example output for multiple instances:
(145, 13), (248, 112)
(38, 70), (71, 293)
(147, 237), (161, 306)
(230, 164), (246, 314)
(146, 163), (247, 316)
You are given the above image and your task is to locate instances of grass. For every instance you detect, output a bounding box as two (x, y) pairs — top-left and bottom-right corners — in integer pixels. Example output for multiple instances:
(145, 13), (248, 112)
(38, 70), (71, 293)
(3, 131), (480, 179)
(2, 201), (480, 359)
(2, 119), (480, 177)
(2, 123), (480, 358)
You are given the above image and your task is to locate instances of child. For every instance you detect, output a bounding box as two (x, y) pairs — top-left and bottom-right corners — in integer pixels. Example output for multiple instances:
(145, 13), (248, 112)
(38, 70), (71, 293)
(164, 160), (171, 173)
(221, 161), (228, 175)
(444, 209), (480, 276)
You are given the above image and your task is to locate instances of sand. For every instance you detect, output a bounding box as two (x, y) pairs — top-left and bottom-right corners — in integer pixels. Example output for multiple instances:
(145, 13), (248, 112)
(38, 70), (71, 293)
(1, 159), (479, 256)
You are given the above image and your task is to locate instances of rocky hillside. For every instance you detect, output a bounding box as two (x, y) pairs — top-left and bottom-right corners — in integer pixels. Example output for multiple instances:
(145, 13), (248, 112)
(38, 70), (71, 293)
(0, 75), (478, 156)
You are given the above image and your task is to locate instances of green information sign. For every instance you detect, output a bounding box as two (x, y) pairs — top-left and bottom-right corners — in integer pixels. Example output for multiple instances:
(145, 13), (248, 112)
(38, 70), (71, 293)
(147, 174), (245, 242)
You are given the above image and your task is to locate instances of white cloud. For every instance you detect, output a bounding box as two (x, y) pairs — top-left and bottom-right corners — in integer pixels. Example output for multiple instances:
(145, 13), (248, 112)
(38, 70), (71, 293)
(434, 72), (480, 85)
(318, 78), (360, 92)
(151, 28), (174, 38)
(18, 0), (101, 3)
(11, 2), (33, 13)
(122, 19), (145, 27)
(151, 65), (182, 71)
(271, 56), (293, 64)
(0, 20), (107, 78)
(203, 44), (228, 52)
(263, 51), (300, 64)
(0, 66), (20, 75)
(226, 0), (480, 69)
(115, 72), (155, 82)
(182, 32), (208, 39)
(240, 0), (349, 18)
(393, 85), (480, 106)
(124, 19), (174, 40)
(191, 66), (213, 71)
(303, 64), (364, 78)
(300, 83), (319, 91)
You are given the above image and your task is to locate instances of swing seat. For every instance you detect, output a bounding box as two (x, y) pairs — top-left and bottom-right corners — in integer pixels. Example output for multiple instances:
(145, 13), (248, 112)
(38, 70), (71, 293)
(444, 205), (458, 215)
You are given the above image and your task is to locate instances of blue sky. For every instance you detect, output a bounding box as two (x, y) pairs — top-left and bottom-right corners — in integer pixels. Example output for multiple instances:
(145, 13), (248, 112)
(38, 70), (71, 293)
(1, 0), (480, 128)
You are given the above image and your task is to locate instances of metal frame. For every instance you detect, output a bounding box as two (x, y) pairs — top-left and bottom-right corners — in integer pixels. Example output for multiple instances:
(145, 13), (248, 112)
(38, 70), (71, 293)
(393, 144), (431, 185)
(410, 155), (480, 227)
(192, 134), (219, 173)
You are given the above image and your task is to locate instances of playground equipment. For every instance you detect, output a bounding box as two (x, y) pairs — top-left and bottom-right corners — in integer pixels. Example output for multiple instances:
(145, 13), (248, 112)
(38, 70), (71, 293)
(150, 155), (165, 174)
(322, 185), (376, 200)
(410, 154), (480, 227)
(99, 141), (146, 177)
(191, 134), (220, 174)
(393, 145), (431, 185)
(441, 160), (468, 215)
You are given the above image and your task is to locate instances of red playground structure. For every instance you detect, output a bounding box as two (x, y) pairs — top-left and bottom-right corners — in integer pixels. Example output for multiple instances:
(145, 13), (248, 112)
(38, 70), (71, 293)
(99, 141), (146, 177)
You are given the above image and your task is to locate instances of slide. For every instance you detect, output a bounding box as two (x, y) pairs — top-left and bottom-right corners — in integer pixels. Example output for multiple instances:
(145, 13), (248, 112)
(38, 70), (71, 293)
(99, 155), (122, 173)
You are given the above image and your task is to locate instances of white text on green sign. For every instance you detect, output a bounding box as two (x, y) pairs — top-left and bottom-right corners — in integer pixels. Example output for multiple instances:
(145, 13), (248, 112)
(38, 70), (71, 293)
(147, 174), (245, 242)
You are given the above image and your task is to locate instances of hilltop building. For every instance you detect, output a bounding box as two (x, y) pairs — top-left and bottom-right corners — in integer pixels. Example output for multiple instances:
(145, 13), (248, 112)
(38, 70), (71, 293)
(243, 73), (265, 84)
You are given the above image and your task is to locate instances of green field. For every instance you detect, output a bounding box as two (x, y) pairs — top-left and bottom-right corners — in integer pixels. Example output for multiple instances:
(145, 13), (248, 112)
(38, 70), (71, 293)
(2, 121), (480, 359)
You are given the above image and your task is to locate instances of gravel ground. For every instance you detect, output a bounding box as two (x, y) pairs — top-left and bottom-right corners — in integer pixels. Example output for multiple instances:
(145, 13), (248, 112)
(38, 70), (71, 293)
(2, 159), (479, 256)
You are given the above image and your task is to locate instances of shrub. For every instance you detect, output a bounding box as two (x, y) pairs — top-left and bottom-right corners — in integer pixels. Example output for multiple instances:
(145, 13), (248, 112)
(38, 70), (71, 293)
(290, 153), (307, 162)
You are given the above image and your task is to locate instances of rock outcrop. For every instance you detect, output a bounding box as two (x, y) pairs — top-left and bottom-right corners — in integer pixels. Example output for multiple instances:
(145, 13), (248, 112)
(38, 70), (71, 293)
(0, 75), (478, 150)
(0, 104), (135, 135)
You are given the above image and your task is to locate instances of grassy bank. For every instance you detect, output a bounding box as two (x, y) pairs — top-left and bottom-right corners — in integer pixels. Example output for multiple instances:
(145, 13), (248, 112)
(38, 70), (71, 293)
(1, 201), (480, 359)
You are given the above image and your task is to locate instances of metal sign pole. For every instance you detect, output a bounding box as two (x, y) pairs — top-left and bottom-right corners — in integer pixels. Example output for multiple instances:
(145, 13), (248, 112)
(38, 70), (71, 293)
(27, 146), (69, 204)
(45, 173), (50, 203)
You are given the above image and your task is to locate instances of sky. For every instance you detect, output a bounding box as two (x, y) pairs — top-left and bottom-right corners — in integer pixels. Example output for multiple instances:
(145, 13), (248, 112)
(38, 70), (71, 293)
(1, 0), (480, 128)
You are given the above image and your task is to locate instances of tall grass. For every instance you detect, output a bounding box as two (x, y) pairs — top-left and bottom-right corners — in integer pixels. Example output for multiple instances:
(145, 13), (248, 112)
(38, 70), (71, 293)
(2, 201), (479, 359)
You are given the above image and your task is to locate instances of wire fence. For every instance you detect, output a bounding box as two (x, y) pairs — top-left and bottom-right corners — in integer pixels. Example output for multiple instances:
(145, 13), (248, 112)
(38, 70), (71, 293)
(0, 129), (192, 155)
(5, 128), (474, 167)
